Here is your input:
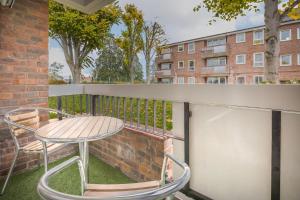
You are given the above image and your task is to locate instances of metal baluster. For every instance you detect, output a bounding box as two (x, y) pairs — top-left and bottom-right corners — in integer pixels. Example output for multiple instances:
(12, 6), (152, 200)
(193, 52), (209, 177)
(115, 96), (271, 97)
(145, 99), (149, 131)
(137, 98), (140, 128)
(112, 96), (115, 117)
(163, 100), (167, 135)
(72, 95), (75, 115)
(85, 95), (89, 114)
(102, 96), (105, 114)
(65, 96), (68, 113)
(123, 97), (127, 123)
(90, 95), (93, 114)
(106, 96), (110, 115)
(98, 95), (101, 115)
(57, 96), (62, 120)
(117, 97), (121, 119)
(153, 100), (157, 133)
(103, 96), (106, 115)
(130, 98), (133, 127)
(80, 95), (82, 115)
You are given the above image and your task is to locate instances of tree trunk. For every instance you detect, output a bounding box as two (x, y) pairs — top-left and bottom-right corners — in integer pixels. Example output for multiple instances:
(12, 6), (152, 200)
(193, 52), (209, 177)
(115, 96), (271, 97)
(70, 63), (81, 84)
(129, 56), (135, 84)
(264, 0), (280, 83)
(145, 57), (150, 84)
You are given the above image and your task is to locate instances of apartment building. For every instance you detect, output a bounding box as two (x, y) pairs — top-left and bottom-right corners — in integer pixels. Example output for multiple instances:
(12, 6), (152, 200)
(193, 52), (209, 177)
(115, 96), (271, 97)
(155, 20), (300, 84)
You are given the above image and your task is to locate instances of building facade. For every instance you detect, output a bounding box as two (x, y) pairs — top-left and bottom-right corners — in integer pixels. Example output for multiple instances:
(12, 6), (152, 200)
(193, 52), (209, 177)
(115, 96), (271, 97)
(155, 20), (300, 84)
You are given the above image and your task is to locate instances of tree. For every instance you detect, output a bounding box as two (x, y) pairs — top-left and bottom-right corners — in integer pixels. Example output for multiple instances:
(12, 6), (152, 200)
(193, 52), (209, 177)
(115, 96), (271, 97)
(49, 62), (64, 80)
(116, 4), (144, 84)
(141, 22), (167, 84)
(194, 0), (300, 83)
(93, 37), (143, 83)
(49, 0), (121, 83)
(93, 37), (125, 83)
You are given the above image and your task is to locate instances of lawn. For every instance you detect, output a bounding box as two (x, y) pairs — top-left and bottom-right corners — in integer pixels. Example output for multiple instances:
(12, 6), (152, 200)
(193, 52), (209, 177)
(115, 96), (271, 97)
(48, 95), (173, 130)
(0, 155), (133, 200)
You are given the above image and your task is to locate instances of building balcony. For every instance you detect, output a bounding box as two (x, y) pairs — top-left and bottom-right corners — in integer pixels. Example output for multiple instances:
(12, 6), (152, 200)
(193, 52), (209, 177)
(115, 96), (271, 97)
(155, 69), (173, 77)
(201, 45), (228, 58)
(156, 53), (173, 63)
(201, 65), (229, 75)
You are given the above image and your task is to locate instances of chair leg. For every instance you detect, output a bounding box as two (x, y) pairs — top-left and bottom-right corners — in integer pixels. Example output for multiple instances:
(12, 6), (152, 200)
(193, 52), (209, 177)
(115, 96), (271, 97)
(1, 150), (19, 195)
(42, 142), (48, 173)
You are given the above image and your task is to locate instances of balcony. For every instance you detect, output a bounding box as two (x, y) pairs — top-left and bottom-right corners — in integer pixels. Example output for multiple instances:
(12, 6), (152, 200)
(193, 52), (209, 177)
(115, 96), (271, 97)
(155, 69), (172, 77)
(156, 53), (173, 63)
(201, 45), (228, 58)
(201, 65), (229, 75)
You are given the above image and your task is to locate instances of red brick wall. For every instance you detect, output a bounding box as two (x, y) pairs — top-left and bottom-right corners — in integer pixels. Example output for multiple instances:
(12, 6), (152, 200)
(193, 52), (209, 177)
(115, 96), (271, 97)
(90, 128), (168, 181)
(0, 0), (73, 178)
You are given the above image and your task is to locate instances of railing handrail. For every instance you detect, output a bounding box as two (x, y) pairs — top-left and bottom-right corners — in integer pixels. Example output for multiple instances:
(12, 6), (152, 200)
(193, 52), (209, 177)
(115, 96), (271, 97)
(49, 84), (300, 113)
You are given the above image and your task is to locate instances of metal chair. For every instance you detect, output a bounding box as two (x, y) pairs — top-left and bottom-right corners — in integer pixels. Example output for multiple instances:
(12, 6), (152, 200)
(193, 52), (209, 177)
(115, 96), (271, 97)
(37, 154), (190, 200)
(1, 107), (74, 195)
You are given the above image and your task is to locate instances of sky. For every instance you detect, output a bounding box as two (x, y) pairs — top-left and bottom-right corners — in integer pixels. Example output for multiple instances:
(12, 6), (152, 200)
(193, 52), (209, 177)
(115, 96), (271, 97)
(49, 0), (265, 78)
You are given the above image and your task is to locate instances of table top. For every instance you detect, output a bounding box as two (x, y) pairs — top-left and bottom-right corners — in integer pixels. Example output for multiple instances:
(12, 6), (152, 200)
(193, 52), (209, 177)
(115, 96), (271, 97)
(35, 116), (124, 143)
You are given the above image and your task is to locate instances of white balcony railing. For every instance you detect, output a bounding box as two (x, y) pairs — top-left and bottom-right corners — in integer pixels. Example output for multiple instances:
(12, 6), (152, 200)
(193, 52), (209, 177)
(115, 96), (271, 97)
(156, 69), (172, 76)
(49, 84), (300, 200)
(158, 53), (172, 60)
(201, 65), (228, 73)
(202, 45), (226, 53)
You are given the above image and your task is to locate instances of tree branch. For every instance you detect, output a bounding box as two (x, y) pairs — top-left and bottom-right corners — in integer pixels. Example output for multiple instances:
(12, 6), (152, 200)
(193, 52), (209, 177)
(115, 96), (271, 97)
(280, 0), (300, 19)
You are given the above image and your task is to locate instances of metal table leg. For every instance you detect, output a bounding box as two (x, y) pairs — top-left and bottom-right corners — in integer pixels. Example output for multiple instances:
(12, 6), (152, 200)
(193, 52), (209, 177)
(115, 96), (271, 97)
(79, 141), (89, 183)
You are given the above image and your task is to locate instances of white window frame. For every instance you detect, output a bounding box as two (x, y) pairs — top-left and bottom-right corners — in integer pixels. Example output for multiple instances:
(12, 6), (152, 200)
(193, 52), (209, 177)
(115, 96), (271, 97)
(236, 54), (246, 64)
(178, 61), (184, 69)
(280, 29), (292, 41)
(188, 77), (195, 84)
(177, 77), (185, 84)
(236, 75), (246, 85)
(280, 54), (292, 66)
(253, 75), (264, 85)
(253, 30), (264, 45)
(188, 42), (195, 53)
(253, 52), (264, 67)
(298, 54), (300, 65)
(178, 44), (184, 52)
(236, 32), (246, 43)
(297, 28), (300, 39)
(188, 60), (195, 71)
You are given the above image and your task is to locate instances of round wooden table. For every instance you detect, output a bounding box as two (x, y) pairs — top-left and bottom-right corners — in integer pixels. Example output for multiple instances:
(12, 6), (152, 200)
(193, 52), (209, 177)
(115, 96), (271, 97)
(35, 116), (124, 182)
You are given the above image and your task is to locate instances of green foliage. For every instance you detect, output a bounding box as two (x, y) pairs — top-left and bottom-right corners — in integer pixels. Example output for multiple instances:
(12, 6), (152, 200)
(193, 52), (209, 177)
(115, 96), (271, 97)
(49, 0), (121, 83)
(116, 4), (144, 83)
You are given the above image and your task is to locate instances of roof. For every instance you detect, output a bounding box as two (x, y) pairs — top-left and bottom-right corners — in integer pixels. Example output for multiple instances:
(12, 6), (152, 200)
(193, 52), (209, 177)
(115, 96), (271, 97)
(166, 19), (300, 47)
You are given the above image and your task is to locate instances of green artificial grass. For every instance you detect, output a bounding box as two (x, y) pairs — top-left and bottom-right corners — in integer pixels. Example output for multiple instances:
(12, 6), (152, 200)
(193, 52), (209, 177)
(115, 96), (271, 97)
(0, 155), (133, 200)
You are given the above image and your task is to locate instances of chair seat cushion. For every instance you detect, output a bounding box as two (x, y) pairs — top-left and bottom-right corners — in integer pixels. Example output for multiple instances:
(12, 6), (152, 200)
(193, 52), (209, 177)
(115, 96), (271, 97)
(23, 140), (63, 153)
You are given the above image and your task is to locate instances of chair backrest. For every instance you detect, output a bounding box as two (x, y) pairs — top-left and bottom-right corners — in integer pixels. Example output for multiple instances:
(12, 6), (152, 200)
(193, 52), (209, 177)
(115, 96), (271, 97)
(5, 108), (40, 137)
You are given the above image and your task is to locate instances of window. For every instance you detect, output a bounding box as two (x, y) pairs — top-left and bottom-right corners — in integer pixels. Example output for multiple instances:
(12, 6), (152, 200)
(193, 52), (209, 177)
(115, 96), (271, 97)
(298, 54), (300, 65)
(206, 77), (226, 84)
(253, 30), (264, 44)
(253, 75), (264, 84)
(207, 38), (226, 47)
(178, 61), (184, 69)
(207, 57), (226, 67)
(298, 28), (300, 39)
(188, 60), (195, 71)
(280, 54), (292, 66)
(236, 76), (246, 84)
(236, 33), (246, 43)
(188, 42), (195, 53)
(280, 29), (291, 41)
(188, 77), (195, 84)
(177, 77), (184, 84)
(253, 52), (264, 67)
(178, 44), (184, 52)
(236, 54), (246, 64)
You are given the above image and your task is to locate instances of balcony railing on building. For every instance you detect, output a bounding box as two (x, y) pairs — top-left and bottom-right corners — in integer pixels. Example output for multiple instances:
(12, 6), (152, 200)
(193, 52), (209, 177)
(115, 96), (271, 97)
(156, 53), (173, 63)
(201, 44), (228, 58)
(155, 69), (172, 77)
(201, 65), (229, 75)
